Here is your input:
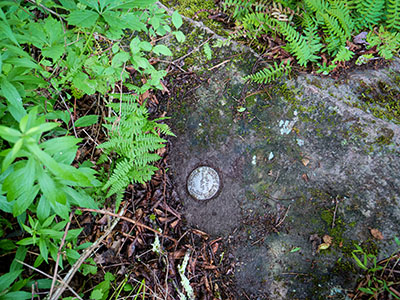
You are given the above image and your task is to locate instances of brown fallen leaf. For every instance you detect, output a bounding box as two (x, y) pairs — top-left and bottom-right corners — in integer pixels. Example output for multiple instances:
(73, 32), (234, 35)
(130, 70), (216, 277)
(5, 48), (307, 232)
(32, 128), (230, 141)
(301, 158), (310, 166)
(170, 219), (179, 229)
(160, 81), (170, 95)
(127, 242), (136, 257)
(172, 249), (186, 260)
(211, 242), (219, 255)
(323, 235), (333, 245)
(302, 173), (309, 182)
(370, 228), (384, 240)
(192, 229), (209, 240)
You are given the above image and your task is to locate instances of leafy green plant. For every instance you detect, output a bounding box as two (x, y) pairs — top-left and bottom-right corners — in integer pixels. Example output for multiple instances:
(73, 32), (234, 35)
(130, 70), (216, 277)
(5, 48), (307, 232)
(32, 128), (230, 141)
(99, 95), (174, 198)
(90, 272), (115, 300)
(367, 26), (400, 59)
(0, 107), (99, 219)
(0, 0), (184, 297)
(224, 0), (400, 82)
(243, 61), (291, 83)
(17, 214), (88, 268)
(352, 239), (400, 299)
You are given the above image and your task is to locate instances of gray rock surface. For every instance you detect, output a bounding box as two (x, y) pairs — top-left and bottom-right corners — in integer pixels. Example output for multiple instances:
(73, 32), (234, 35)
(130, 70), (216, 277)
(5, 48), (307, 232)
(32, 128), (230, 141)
(164, 15), (400, 299)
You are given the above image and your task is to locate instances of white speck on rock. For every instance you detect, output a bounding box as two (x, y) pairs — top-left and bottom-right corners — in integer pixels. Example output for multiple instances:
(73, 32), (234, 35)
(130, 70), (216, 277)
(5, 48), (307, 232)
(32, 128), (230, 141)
(268, 152), (274, 160)
(296, 139), (304, 146)
(252, 155), (257, 165)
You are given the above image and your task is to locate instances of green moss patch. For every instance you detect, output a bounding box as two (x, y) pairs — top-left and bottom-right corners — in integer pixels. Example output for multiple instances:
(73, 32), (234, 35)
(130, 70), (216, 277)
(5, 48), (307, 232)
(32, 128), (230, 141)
(356, 80), (400, 124)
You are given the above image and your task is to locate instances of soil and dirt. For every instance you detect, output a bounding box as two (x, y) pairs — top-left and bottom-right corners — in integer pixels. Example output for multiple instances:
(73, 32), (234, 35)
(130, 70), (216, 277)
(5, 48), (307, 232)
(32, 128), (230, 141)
(159, 9), (400, 300)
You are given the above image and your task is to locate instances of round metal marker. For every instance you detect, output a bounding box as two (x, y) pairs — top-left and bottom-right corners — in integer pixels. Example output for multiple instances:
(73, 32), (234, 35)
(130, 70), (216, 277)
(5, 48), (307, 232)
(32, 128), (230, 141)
(187, 166), (220, 201)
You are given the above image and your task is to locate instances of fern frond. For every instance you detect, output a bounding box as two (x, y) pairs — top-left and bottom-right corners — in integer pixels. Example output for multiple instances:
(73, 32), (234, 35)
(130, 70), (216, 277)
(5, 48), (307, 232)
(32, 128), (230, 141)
(304, 0), (330, 13)
(303, 15), (323, 61)
(386, 0), (400, 31)
(319, 12), (347, 54)
(332, 46), (354, 63)
(156, 123), (175, 136)
(103, 158), (132, 197)
(352, 0), (385, 28)
(203, 42), (212, 60)
(327, 1), (354, 40)
(243, 61), (291, 84)
(130, 165), (158, 184)
(242, 12), (275, 36)
(99, 95), (173, 197)
(277, 21), (317, 66)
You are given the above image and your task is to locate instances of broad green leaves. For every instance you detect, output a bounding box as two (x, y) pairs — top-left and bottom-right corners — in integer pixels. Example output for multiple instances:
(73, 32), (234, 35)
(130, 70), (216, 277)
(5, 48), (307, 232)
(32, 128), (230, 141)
(0, 107), (99, 219)
(172, 10), (183, 29)
(153, 45), (173, 56)
(0, 1), (181, 295)
(74, 115), (99, 127)
(67, 10), (99, 27)
(0, 78), (25, 121)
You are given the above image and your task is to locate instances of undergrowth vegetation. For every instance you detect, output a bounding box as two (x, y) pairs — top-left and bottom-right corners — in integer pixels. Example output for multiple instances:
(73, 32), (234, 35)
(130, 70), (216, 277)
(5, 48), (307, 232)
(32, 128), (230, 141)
(0, 0), (183, 298)
(223, 0), (400, 82)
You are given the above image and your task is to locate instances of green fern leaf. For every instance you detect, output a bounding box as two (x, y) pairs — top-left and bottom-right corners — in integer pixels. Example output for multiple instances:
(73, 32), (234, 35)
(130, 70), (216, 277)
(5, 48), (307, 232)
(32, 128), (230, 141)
(277, 21), (317, 66)
(203, 42), (212, 60)
(386, 0), (400, 30)
(99, 95), (173, 197)
(353, 0), (385, 28)
(332, 46), (354, 63)
(243, 61), (291, 84)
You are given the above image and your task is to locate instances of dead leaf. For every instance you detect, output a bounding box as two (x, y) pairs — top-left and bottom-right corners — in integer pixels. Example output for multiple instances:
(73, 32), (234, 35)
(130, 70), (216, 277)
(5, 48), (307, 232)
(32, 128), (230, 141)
(160, 81), (170, 95)
(192, 229), (209, 240)
(301, 173), (309, 182)
(154, 208), (164, 216)
(301, 158), (310, 166)
(370, 228), (384, 240)
(323, 235), (333, 245)
(170, 219), (179, 229)
(157, 147), (167, 157)
(139, 90), (150, 104)
(172, 249), (186, 260)
(353, 31), (368, 45)
(317, 242), (330, 252)
(127, 242), (136, 257)
(204, 275), (211, 293)
(97, 215), (109, 225)
(211, 242), (219, 255)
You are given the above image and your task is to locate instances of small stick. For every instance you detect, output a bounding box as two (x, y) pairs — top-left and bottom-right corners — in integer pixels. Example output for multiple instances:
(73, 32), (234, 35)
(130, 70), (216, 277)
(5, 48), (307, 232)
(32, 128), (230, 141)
(49, 212), (73, 297)
(208, 59), (230, 71)
(60, 94), (78, 138)
(16, 260), (83, 300)
(173, 37), (212, 64)
(80, 208), (177, 243)
(49, 205), (127, 300)
(332, 197), (339, 229)
(276, 204), (291, 228)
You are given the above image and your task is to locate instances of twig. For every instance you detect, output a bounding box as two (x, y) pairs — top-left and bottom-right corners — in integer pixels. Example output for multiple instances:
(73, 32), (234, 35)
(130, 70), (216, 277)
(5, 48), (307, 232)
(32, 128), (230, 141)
(60, 94), (78, 138)
(80, 208), (178, 243)
(208, 59), (230, 71)
(389, 286), (400, 298)
(49, 212), (73, 297)
(48, 205), (127, 300)
(82, 128), (100, 146)
(25, 0), (65, 20)
(275, 204), (291, 228)
(173, 37), (212, 64)
(16, 260), (83, 300)
(332, 197), (339, 229)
